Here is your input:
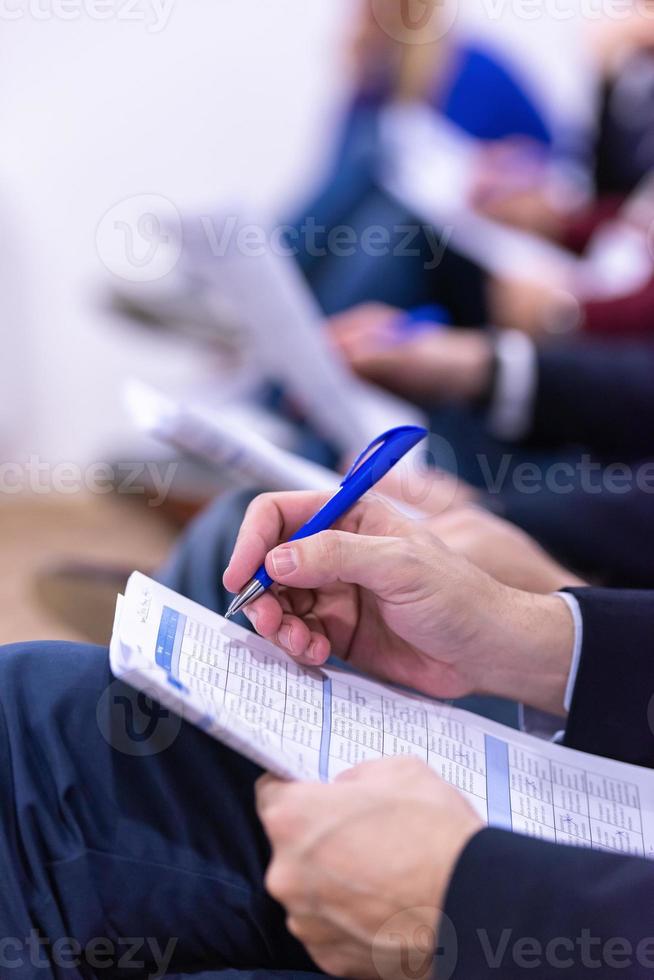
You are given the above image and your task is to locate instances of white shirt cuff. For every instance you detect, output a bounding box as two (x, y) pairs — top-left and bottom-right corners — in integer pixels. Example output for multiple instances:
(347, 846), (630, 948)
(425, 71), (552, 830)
(519, 592), (583, 741)
(487, 330), (538, 442)
(556, 591), (584, 714)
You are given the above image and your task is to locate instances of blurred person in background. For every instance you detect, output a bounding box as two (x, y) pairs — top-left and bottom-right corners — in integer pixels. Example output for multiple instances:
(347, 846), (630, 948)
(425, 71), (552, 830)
(479, 8), (654, 341)
(289, 0), (567, 321)
(110, 1), (654, 365)
(487, 170), (654, 341)
(110, 0), (594, 332)
(470, 7), (654, 232)
(328, 301), (654, 589)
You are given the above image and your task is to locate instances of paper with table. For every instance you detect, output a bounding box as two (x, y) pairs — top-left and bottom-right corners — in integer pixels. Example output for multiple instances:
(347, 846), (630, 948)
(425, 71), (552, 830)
(111, 572), (654, 859)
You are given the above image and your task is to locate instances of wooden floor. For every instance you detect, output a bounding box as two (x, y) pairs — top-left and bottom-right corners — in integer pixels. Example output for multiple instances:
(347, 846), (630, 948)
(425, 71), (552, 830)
(0, 494), (176, 646)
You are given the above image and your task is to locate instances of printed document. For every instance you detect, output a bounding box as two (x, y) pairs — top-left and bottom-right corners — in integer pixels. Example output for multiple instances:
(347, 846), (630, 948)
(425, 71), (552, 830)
(111, 573), (654, 858)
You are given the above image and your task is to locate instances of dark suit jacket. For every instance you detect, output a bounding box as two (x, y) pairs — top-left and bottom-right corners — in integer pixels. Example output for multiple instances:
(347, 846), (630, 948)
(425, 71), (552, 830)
(529, 343), (654, 458)
(443, 588), (654, 978)
(499, 342), (654, 587)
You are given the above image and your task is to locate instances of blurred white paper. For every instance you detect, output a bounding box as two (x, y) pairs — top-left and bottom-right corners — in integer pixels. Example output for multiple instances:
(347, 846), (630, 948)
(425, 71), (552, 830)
(125, 381), (425, 518)
(126, 380), (338, 493)
(380, 105), (581, 289)
(201, 214), (426, 456)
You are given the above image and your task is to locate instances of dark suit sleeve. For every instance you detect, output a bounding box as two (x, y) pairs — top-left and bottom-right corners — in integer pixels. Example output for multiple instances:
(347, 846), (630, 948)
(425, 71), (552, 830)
(499, 485), (654, 588)
(443, 828), (654, 979)
(526, 342), (654, 458)
(561, 588), (654, 768)
(440, 590), (654, 978)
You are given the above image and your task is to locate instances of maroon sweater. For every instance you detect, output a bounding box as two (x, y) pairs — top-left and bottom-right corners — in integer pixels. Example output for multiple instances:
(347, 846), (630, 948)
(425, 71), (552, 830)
(561, 197), (654, 339)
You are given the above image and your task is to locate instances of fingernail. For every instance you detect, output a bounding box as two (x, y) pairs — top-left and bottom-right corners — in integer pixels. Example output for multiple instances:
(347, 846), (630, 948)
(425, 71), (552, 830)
(306, 644), (319, 664)
(278, 624), (293, 649)
(271, 546), (297, 578)
(243, 608), (258, 630)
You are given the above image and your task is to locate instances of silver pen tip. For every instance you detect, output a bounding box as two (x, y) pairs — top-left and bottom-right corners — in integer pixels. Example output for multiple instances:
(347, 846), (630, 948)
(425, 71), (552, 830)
(224, 597), (241, 620)
(223, 578), (266, 622)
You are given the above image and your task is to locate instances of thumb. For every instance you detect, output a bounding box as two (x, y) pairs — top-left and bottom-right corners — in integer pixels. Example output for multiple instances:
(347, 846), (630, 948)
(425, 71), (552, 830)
(265, 530), (407, 597)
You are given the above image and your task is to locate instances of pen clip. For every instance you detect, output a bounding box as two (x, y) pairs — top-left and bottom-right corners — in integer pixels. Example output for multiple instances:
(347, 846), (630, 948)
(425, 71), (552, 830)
(339, 426), (425, 487)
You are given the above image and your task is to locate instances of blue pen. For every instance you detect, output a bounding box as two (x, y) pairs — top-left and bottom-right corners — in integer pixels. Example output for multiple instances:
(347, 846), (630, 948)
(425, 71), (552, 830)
(391, 304), (450, 344)
(224, 425), (427, 620)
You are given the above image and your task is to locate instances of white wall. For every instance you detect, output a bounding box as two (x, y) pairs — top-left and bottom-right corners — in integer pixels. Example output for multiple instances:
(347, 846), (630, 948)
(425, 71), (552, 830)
(0, 0), (594, 463)
(0, 0), (352, 461)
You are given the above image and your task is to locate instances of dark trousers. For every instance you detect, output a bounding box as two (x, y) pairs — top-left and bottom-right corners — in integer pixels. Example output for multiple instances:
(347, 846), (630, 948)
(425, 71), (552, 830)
(0, 638), (325, 980)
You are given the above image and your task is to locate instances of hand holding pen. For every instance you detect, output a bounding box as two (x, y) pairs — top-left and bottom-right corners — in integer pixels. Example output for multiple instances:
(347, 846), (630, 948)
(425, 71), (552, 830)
(222, 465), (575, 716)
(225, 426), (427, 621)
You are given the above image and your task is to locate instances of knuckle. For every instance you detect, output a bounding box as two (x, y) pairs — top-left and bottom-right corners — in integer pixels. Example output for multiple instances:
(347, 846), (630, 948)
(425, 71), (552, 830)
(264, 861), (297, 903)
(283, 781), (312, 809)
(404, 755), (430, 776)
(260, 801), (291, 840)
(312, 949), (354, 977)
(464, 510), (487, 532)
(261, 785), (317, 840)
(244, 492), (272, 521)
(396, 534), (417, 559)
(396, 535), (426, 569)
(316, 530), (343, 572)
(392, 754), (425, 773)
(286, 915), (304, 940)
(383, 755), (430, 784)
